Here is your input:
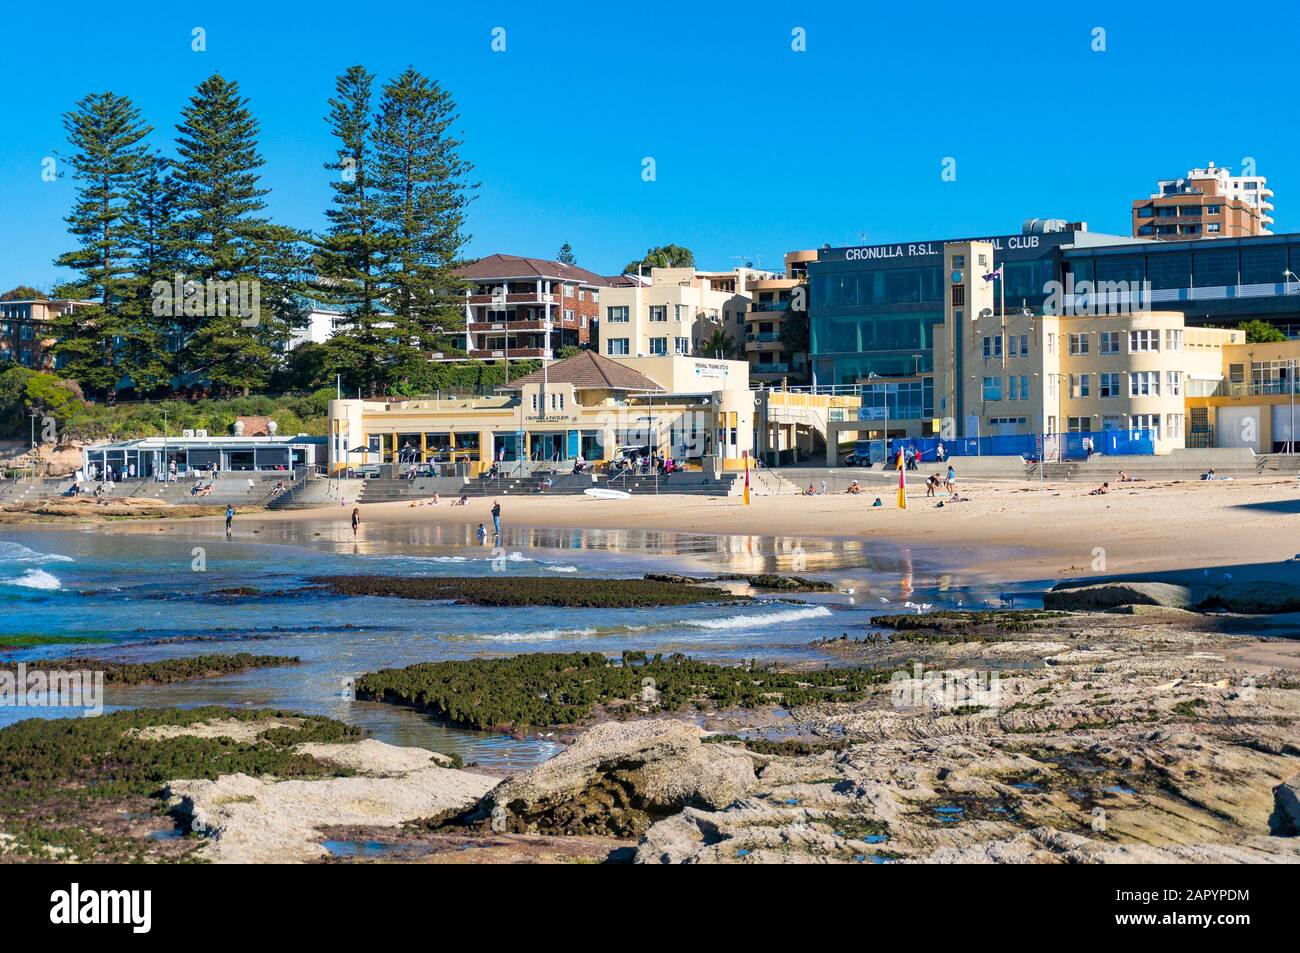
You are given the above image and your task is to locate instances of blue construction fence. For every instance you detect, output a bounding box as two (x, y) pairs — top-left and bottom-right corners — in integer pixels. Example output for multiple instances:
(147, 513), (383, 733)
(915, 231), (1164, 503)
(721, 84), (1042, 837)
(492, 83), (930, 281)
(856, 428), (1156, 465)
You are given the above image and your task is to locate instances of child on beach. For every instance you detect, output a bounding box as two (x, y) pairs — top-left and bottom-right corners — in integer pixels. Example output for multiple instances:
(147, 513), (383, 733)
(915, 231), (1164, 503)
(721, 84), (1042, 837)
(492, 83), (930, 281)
(476, 523), (488, 544)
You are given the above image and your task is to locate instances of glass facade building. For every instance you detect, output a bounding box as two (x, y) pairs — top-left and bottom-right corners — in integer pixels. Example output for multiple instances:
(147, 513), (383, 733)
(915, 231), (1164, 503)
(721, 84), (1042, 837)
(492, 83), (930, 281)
(810, 230), (1300, 393)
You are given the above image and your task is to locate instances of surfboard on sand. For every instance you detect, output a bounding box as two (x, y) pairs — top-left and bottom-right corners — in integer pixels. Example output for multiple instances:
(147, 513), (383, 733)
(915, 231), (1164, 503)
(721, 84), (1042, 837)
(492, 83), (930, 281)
(584, 487), (631, 500)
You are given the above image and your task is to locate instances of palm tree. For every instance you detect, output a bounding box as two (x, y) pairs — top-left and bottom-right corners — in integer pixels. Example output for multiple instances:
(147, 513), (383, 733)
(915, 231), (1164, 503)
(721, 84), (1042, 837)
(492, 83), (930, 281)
(701, 327), (736, 359)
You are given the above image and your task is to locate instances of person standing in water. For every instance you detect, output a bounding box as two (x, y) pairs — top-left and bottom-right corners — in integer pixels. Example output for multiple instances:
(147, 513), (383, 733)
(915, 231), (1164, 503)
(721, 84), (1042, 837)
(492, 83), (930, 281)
(225, 505), (234, 538)
(491, 500), (502, 542)
(351, 507), (360, 539)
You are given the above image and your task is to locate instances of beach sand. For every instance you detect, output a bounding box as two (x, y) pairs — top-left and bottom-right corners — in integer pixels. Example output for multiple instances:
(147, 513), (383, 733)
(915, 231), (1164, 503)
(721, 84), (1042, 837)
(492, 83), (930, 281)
(215, 475), (1300, 584)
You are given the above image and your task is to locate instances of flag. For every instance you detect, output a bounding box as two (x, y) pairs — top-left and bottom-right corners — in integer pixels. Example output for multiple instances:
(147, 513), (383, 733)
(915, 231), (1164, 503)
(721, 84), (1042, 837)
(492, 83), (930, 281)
(896, 449), (907, 509)
(743, 452), (750, 505)
(982, 266), (1002, 282)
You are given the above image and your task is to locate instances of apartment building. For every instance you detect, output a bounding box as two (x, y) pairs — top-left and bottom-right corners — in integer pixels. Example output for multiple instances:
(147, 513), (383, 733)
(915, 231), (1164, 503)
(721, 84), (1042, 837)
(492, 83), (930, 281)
(0, 298), (92, 369)
(1134, 162), (1272, 239)
(454, 254), (607, 361)
(744, 250), (815, 385)
(597, 266), (770, 360)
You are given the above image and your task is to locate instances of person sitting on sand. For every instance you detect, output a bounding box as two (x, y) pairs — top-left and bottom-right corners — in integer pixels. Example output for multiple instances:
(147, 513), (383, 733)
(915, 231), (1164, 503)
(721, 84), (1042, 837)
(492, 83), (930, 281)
(872, 497), (883, 507)
(1088, 482), (1110, 495)
(1201, 467), (1217, 481)
(846, 480), (862, 495)
(453, 494), (468, 506)
(804, 483), (818, 496)
(1118, 470), (1132, 482)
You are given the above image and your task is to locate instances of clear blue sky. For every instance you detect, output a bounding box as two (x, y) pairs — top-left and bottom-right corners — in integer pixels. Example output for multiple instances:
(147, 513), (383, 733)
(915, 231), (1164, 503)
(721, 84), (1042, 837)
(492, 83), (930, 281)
(2, 0), (1295, 292)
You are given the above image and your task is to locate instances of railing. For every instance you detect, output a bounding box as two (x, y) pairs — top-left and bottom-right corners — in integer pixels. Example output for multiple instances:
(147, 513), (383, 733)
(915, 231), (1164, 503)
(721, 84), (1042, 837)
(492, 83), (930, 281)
(749, 300), (794, 312)
(746, 332), (782, 343)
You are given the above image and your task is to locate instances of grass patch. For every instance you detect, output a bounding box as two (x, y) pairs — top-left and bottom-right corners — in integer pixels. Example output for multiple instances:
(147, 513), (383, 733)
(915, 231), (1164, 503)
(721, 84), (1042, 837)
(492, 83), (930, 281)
(355, 651), (893, 731)
(0, 634), (113, 650)
(309, 575), (744, 608)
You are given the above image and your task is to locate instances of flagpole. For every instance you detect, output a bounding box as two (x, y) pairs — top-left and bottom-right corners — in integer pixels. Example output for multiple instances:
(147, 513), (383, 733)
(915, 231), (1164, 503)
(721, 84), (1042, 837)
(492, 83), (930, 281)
(896, 448), (907, 509)
(743, 451), (750, 505)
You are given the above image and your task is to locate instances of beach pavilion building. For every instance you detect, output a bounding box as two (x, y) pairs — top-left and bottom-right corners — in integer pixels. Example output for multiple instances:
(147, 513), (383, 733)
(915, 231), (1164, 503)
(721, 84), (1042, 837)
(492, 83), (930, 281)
(326, 350), (761, 475)
(82, 428), (326, 480)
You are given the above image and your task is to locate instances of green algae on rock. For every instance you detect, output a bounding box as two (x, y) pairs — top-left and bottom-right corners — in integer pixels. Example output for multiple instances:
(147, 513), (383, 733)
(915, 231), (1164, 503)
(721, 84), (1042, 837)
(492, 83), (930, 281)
(309, 575), (745, 607)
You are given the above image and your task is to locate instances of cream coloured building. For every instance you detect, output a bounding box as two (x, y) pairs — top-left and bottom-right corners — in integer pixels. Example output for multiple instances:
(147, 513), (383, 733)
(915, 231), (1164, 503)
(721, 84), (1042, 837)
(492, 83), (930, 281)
(327, 350), (757, 474)
(597, 266), (773, 360)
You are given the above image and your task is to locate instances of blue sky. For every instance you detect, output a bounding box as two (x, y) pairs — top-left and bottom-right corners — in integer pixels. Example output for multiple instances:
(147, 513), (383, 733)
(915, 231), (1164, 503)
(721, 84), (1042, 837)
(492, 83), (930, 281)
(2, 0), (1295, 291)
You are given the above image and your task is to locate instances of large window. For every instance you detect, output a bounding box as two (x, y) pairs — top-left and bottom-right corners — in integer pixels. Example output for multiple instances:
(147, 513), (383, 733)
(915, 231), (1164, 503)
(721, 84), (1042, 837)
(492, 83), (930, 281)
(982, 376), (1002, 401)
(1070, 373), (1090, 398)
(1146, 252), (1190, 291)
(1069, 333), (1089, 355)
(606, 338), (629, 355)
(606, 306), (629, 323)
(648, 337), (667, 355)
(1099, 372), (1120, 397)
(648, 305), (667, 322)
(1192, 249), (1238, 288)
(1099, 331), (1120, 354)
(1131, 371), (1159, 396)
(1241, 244), (1288, 284)
(1129, 329), (1159, 352)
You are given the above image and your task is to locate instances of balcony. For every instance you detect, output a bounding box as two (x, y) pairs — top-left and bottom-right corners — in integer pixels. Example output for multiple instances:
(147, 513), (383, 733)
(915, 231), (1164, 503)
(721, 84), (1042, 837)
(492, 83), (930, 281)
(746, 332), (781, 343)
(468, 347), (549, 360)
(751, 362), (790, 375)
(466, 292), (557, 306)
(468, 319), (554, 333)
(749, 300), (794, 313)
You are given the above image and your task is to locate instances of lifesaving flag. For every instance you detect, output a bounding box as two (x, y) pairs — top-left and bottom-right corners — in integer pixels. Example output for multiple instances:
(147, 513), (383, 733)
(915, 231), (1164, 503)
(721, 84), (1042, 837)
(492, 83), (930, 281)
(896, 449), (907, 509)
(982, 266), (1002, 282)
(743, 452), (751, 506)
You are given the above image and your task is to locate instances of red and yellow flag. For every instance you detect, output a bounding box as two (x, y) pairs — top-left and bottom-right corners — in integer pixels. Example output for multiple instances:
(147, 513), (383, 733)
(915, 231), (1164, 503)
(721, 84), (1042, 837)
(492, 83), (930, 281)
(743, 452), (751, 505)
(896, 449), (907, 509)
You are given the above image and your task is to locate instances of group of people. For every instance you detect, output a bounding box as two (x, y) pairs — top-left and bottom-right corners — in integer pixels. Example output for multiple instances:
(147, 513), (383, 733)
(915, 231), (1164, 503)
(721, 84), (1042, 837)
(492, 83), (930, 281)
(924, 464), (959, 498)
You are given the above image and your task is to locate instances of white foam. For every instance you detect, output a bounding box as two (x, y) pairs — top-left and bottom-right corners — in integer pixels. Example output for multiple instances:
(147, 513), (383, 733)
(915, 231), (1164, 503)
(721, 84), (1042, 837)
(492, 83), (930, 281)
(469, 627), (597, 642)
(681, 605), (832, 631)
(0, 542), (73, 565)
(544, 565), (579, 573)
(3, 568), (63, 591)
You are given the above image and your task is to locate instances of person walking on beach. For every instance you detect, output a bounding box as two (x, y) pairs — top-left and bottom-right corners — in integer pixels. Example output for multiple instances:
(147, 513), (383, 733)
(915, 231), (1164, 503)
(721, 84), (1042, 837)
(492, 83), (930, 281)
(491, 500), (502, 542)
(476, 522), (488, 544)
(225, 505), (234, 538)
(351, 507), (360, 539)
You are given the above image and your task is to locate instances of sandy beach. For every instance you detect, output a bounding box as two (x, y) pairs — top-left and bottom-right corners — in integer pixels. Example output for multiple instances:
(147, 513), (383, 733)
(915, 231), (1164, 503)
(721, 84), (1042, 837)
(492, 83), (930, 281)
(207, 475), (1300, 584)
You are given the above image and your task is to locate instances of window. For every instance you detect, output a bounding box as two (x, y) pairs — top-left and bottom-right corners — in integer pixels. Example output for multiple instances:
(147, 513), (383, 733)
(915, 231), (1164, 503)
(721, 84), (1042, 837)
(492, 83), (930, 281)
(649, 305), (667, 322)
(674, 337), (691, 354)
(1070, 373), (1090, 398)
(1130, 371), (1159, 396)
(675, 304), (688, 321)
(1166, 370), (1182, 396)
(1046, 332), (1056, 355)
(1164, 329), (1183, 351)
(1069, 333), (1089, 355)
(1166, 413), (1184, 438)
(1129, 329), (1158, 352)
(1133, 414), (1161, 439)
(1012, 334), (1029, 356)
(1046, 374), (1056, 398)
(1101, 415), (1122, 431)
(982, 335), (1002, 358)
(649, 337), (667, 355)
(564, 309), (574, 321)
(580, 315), (588, 328)
(951, 285), (965, 307)
(1007, 375), (1028, 400)
(1099, 331), (1120, 354)
(549, 391), (565, 411)
(982, 376), (1002, 401)
(606, 306), (629, 323)
(606, 338), (630, 356)
(1099, 372), (1120, 397)
(1067, 417), (1089, 433)
(578, 289), (586, 301)
(951, 255), (965, 269)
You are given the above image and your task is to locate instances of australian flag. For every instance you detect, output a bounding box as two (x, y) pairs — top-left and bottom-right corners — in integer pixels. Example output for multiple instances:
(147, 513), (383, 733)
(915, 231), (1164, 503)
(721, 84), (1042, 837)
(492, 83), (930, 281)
(982, 266), (1002, 282)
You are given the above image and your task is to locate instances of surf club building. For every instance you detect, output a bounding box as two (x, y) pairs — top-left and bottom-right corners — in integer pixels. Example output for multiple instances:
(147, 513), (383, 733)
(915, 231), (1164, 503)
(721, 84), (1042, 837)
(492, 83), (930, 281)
(326, 350), (758, 475)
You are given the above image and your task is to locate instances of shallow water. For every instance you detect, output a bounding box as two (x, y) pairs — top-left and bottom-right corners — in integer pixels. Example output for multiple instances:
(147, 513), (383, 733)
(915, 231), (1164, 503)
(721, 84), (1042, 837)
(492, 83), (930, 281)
(0, 523), (1047, 770)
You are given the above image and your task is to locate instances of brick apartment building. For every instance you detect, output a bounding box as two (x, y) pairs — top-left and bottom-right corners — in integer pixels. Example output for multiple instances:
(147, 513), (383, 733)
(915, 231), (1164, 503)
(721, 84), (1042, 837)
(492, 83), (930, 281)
(0, 298), (91, 369)
(1133, 163), (1273, 240)
(454, 254), (609, 361)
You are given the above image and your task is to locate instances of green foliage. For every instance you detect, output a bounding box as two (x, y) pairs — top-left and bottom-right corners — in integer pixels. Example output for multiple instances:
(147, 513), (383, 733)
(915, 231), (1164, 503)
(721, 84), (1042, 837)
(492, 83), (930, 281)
(622, 244), (694, 275)
(309, 574), (744, 607)
(700, 326), (739, 359)
(0, 381), (331, 440)
(355, 651), (894, 731)
(1237, 319), (1287, 343)
(387, 358), (541, 397)
(1, 286), (47, 301)
(556, 242), (577, 266)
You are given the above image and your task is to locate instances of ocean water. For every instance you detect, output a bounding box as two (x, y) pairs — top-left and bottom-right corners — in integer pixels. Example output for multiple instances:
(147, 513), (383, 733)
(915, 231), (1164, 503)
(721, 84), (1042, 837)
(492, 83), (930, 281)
(0, 522), (1044, 769)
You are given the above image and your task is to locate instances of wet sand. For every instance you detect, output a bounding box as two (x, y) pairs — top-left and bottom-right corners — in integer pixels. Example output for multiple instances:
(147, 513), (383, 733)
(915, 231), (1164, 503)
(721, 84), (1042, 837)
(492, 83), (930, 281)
(129, 474), (1300, 585)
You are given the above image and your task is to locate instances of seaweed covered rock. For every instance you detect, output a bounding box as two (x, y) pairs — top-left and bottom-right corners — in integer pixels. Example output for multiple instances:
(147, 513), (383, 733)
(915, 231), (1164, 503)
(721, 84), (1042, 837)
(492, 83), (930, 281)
(477, 720), (756, 838)
(310, 574), (742, 608)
